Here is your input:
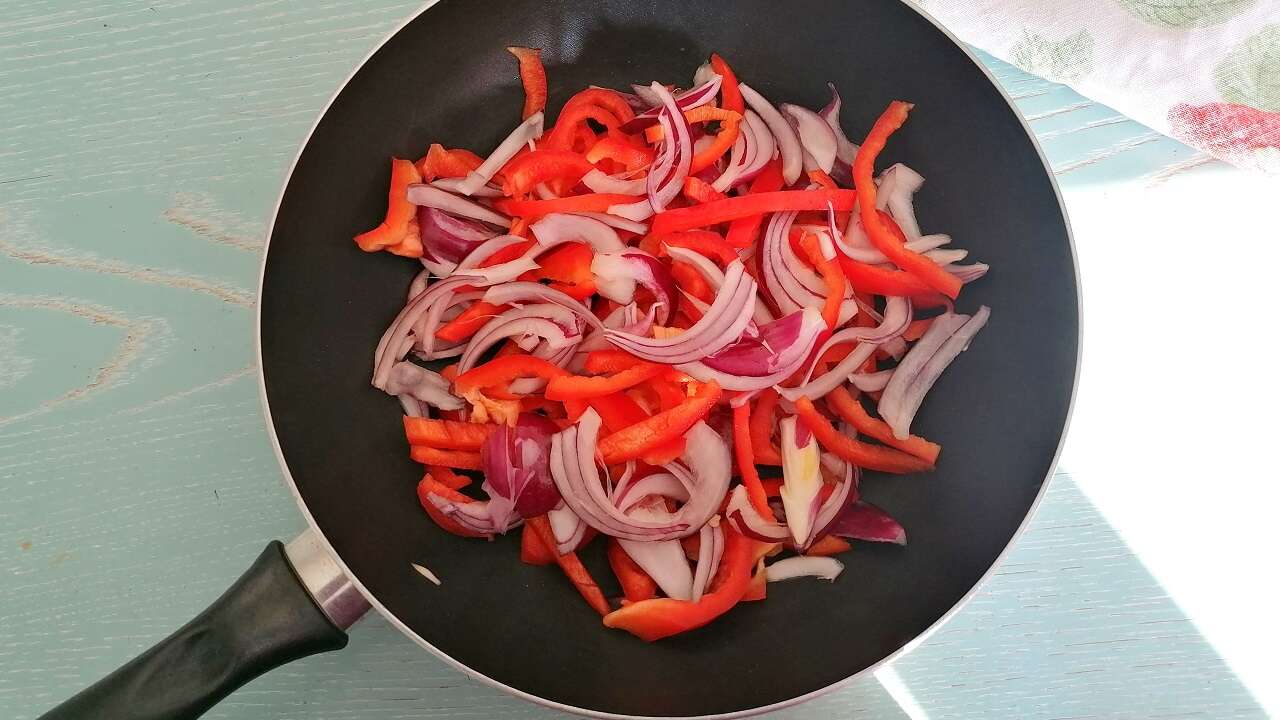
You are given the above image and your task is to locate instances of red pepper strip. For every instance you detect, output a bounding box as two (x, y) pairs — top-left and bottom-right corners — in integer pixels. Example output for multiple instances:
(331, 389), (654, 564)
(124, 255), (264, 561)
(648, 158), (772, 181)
(805, 535), (852, 556)
(807, 168), (839, 190)
(521, 523), (556, 565)
(669, 260), (714, 306)
(682, 176), (727, 204)
(837, 254), (940, 299)
(415, 143), (484, 181)
(731, 402), (773, 516)
(506, 46), (547, 120)
(645, 106), (742, 174)
(528, 242), (594, 287)
(453, 355), (570, 396)
(417, 475), (487, 538)
(709, 53), (744, 115)
(589, 392), (650, 432)
(741, 559), (767, 601)
(825, 386), (941, 464)
(501, 150), (596, 196)
(855, 102), (961, 299)
(793, 397), (935, 473)
(545, 363), (667, 401)
(561, 87), (637, 122)
(409, 446), (483, 470)
(528, 514), (611, 616)
(563, 398), (589, 423)
(646, 377), (688, 411)
(494, 193), (640, 219)
(403, 417), (497, 450)
(903, 317), (934, 341)
(479, 239), (537, 267)
(749, 390), (784, 465)
(546, 100), (627, 151)
(799, 232), (846, 330)
(427, 465), (472, 490)
(651, 188), (857, 235)
(643, 230), (738, 267)
(597, 381), (721, 464)
(509, 217), (530, 238)
(725, 159), (785, 247)
(585, 132), (654, 170)
(355, 158), (422, 254)
(603, 525), (755, 640)
(641, 437), (687, 466)
(608, 538), (658, 603)
(584, 349), (647, 374)
(435, 301), (507, 343)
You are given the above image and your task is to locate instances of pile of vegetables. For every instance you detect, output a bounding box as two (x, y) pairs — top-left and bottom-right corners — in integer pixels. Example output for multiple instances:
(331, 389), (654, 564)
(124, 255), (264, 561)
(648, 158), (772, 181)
(358, 47), (990, 641)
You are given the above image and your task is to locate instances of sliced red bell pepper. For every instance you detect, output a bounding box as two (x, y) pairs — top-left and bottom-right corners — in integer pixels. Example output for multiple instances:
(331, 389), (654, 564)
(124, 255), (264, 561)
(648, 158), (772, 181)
(793, 396), (934, 474)
(588, 392), (650, 433)
(453, 354), (571, 396)
(560, 87), (637, 122)
(837, 254), (939, 299)
(731, 402), (773, 516)
(799, 232), (846, 330)
(597, 381), (720, 464)
(528, 241), (594, 289)
(749, 389), (784, 465)
(506, 46), (547, 120)
(427, 465), (472, 491)
(642, 230), (738, 267)
(417, 475), (487, 538)
(641, 437), (687, 465)
(741, 559), (767, 602)
(725, 159), (785, 247)
(435, 301), (507, 343)
(545, 363), (666, 401)
(855, 102), (961, 299)
(501, 150), (596, 196)
(651, 188), (857, 235)
(709, 53), (744, 115)
(403, 417), (497, 450)
(645, 106), (742, 174)
(528, 514), (611, 616)
(355, 158), (422, 254)
(805, 535), (852, 556)
(520, 523), (556, 565)
(646, 377), (689, 411)
(682, 176), (727, 204)
(545, 88), (635, 151)
(415, 143), (483, 181)
(602, 525), (755, 640)
(903, 317), (933, 341)
(584, 349), (646, 374)
(494, 193), (640, 219)
(825, 386), (940, 465)
(608, 538), (658, 603)
(409, 446), (483, 470)
(669, 260), (714, 307)
(585, 132), (655, 170)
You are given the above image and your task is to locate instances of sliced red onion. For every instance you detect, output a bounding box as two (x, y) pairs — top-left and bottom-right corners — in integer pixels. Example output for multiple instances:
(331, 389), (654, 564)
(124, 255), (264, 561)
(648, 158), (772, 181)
(712, 109), (776, 193)
(925, 249), (968, 266)
(664, 246), (773, 325)
(383, 360), (464, 411)
(849, 369), (894, 392)
(572, 211), (649, 235)
(607, 199), (655, 222)
(456, 234), (528, 271)
(408, 270), (429, 300)
(549, 502), (587, 555)
(691, 62), (717, 88)
(417, 206), (498, 265)
(765, 556), (844, 582)
(780, 103), (837, 173)
(619, 501), (695, 600)
(550, 411), (728, 541)
(778, 296), (913, 401)
(533, 182), (559, 201)
(619, 77), (721, 134)
(680, 308), (825, 392)
(458, 304), (583, 373)
(480, 413), (559, 531)
(739, 83), (803, 185)
(455, 111), (544, 196)
(590, 249), (674, 324)
(581, 168), (647, 195)
(761, 210), (856, 323)
(529, 212), (625, 253)
(420, 255), (458, 278)
(881, 307), (990, 439)
(645, 82), (693, 214)
(373, 274), (478, 389)
(431, 177), (503, 198)
(399, 394), (424, 417)
(724, 485), (790, 542)
(605, 260), (757, 364)
(410, 289), (481, 355)
(828, 500), (907, 545)
(779, 416), (823, 544)
(424, 493), (505, 536)
(406, 184), (511, 228)
(613, 471), (689, 510)
(943, 263), (990, 284)
(690, 523), (724, 602)
(818, 83), (858, 185)
(878, 164), (925, 240)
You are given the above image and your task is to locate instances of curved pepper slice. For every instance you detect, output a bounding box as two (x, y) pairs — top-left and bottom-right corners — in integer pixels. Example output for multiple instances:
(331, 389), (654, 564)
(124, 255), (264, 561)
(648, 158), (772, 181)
(725, 159), (784, 247)
(799, 232), (846, 330)
(435, 301), (507, 343)
(641, 230), (738, 267)
(824, 386), (940, 465)
(731, 402), (773, 516)
(409, 446), (483, 470)
(644, 106), (742, 174)
(603, 525), (755, 640)
(416, 143), (483, 182)
(546, 363), (667, 401)
(709, 53), (744, 115)
(650, 188), (857, 235)
(502, 149), (596, 196)
(494, 192), (640, 219)
(586, 132), (655, 170)
(528, 514), (611, 616)
(597, 381), (721, 464)
(506, 46), (547, 120)
(453, 354), (571, 397)
(793, 396), (934, 474)
(682, 176), (727, 204)
(354, 158), (422, 254)
(854, 101), (961, 299)
(403, 417), (497, 450)
(749, 389), (784, 465)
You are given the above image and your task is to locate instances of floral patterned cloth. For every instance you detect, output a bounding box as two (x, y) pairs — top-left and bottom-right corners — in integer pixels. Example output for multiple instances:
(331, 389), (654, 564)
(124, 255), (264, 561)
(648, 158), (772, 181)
(916, 0), (1280, 172)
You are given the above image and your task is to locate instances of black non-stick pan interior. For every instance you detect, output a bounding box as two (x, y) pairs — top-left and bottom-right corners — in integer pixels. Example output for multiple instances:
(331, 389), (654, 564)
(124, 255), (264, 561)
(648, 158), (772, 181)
(260, 0), (1077, 715)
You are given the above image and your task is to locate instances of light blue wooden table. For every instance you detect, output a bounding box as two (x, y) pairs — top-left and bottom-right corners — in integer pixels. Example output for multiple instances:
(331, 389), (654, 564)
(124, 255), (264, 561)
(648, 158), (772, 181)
(3, 2), (1277, 719)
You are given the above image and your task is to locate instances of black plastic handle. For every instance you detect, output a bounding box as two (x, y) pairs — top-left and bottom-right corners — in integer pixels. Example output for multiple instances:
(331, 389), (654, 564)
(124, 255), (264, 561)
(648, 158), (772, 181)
(39, 541), (349, 720)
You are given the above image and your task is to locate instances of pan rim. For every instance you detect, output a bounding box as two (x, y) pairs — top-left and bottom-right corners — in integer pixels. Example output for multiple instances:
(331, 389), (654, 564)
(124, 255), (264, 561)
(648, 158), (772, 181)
(254, 1), (1083, 717)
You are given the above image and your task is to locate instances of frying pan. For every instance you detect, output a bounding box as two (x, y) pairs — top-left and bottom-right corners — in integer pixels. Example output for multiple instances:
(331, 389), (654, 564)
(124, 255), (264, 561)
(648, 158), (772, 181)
(38, 0), (1078, 717)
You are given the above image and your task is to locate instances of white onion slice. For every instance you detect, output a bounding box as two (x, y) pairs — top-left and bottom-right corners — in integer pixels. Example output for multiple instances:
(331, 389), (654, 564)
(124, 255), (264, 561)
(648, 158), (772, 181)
(881, 307), (990, 439)
(456, 111), (544, 196)
(780, 103), (837, 173)
(766, 556), (844, 583)
(739, 83), (803, 185)
(406, 184), (511, 228)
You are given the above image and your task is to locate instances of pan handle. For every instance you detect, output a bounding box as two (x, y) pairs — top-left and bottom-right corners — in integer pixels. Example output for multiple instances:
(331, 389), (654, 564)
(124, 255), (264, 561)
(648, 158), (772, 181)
(38, 530), (370, 720)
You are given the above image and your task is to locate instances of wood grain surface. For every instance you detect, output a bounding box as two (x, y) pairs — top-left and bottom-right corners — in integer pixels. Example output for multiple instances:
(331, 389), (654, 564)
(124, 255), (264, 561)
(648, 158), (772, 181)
(1, 2), (1271, 719)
